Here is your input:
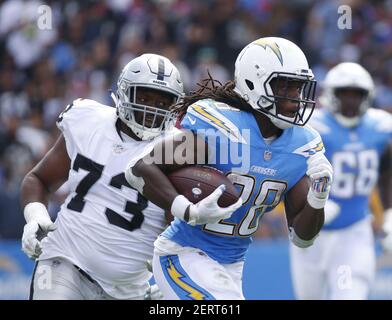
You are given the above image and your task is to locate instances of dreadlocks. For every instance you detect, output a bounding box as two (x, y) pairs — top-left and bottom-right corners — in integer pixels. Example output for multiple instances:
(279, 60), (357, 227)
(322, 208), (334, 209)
(171, 72), (254, 117)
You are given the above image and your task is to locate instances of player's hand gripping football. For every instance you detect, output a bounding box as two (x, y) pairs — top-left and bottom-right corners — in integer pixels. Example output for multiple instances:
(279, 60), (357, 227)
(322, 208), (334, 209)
(171, 185), (243, 226)
(306, 153), (333, 209)
(22, 203), (56, 259)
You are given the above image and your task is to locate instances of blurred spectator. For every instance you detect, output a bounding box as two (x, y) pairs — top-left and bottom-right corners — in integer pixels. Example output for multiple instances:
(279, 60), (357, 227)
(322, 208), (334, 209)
(191, 47), (229, 90)
(3, 0), (58, 69)
(161, 43), (192, 91)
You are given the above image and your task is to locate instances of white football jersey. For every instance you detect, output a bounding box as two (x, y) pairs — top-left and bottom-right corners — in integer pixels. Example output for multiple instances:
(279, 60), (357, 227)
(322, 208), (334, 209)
(39, 98), (167, 299)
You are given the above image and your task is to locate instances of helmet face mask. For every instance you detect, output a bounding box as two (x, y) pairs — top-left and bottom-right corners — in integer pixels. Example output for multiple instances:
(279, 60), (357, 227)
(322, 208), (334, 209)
(258, 72), (317, 129)
(117, 82), (178, 136)
(334, 87), (368, 116)
(114, 54), (184, 140)
(234, 37), (317, 130)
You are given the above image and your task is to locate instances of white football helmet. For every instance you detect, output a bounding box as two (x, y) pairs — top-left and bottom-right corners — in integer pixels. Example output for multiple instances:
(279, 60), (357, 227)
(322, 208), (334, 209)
(234, 37), (317, 129)
(320, 62), (375, 127)
(113, 54), (184, 140)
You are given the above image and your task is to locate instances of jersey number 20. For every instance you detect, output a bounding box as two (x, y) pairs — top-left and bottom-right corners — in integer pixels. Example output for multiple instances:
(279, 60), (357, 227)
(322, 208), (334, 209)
(203, 173), (287, 236)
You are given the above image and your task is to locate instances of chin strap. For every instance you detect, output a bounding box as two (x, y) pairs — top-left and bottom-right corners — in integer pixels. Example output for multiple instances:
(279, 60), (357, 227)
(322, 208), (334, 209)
(265, 104), (295, 129)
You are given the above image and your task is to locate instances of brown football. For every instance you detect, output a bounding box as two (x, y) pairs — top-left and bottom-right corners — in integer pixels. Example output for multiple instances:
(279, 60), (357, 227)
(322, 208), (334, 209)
(167, 166), (240, 207)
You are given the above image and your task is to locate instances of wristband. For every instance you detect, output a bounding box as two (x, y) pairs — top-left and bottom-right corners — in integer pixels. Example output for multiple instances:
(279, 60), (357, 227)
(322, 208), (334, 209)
(307, 189), (328, 210)
(24, 202), (50, 224)
(170, 195), (192, 222)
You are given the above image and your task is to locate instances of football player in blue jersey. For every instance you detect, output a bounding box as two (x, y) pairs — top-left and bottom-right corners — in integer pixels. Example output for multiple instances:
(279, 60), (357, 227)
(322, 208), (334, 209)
(290, 62), (392, 300)
(125, 37), (333, 299)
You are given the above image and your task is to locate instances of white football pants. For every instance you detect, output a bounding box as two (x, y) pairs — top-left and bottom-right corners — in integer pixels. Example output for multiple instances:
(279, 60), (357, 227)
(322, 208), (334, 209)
(152, 237), (244, 300)
(290, 217), (376, 300)
(29, 257), (145, 300)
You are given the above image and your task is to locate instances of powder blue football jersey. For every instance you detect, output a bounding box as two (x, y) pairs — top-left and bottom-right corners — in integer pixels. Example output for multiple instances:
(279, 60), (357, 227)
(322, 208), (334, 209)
(309, 108), (392, 230)
(162, 99), (325, 263)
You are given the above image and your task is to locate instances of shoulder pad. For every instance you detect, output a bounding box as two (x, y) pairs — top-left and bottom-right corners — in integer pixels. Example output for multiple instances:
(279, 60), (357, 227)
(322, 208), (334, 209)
(73, 98), (107, 108)
(212, 100), (241, 112)
(292, 125), (325, 158)
(56, 98), (114, 158)
(182, 99), (246, 143)
(57, 98), (109, 124)
(367, 108), (392, 134)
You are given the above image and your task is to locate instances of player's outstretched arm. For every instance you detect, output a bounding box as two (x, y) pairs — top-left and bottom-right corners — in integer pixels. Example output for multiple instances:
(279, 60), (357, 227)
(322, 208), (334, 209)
(284, 152), (333, 248)
(126, 129), (242, 225)
(20, 134), (71, 258)
(21, 135), (70, 206)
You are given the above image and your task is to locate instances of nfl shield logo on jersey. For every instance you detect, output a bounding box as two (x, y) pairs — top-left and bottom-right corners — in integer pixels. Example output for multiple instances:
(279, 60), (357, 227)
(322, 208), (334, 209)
(264, 150), (272, 161)
(113, 143), (126, 154)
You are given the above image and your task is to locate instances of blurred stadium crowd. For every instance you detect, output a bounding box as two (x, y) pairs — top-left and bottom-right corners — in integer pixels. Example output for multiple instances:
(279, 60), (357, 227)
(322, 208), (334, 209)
(0, 0), (391, 239)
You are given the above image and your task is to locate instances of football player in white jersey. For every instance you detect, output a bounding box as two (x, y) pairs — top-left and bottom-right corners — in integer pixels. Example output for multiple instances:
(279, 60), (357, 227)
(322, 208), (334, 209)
(290, 62), (392, 300)
(20, 53), (188, 300)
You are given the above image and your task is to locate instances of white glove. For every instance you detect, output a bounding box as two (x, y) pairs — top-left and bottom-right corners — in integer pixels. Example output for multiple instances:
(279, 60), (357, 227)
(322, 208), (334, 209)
(381, 208), (392, 252)
(22, 202), (56, 259)
(306, 153), (333, 209)
(171, 184), (242, 226)
(144, 284), (164, 300)
(143, 260), (164, 299)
